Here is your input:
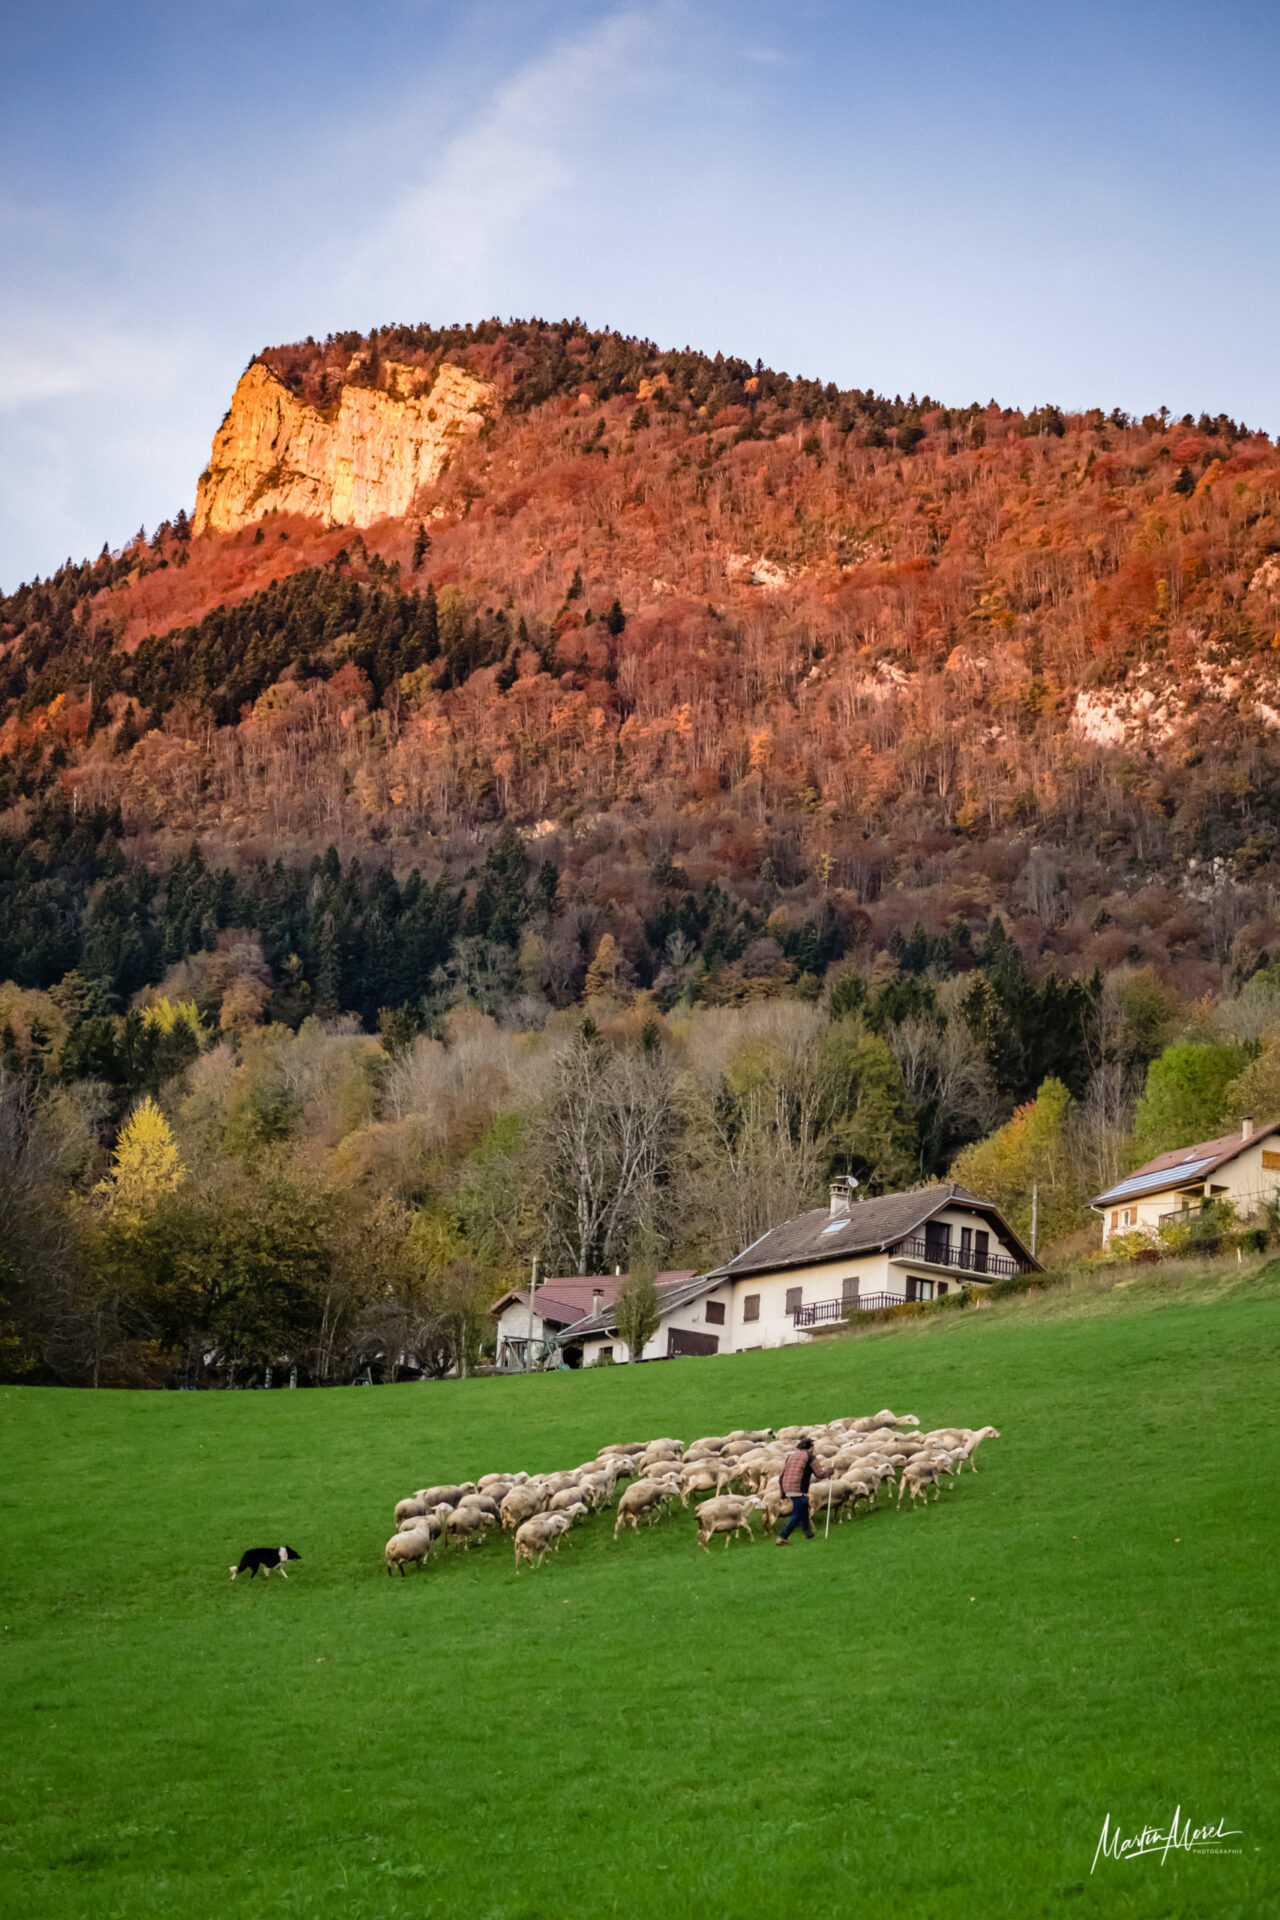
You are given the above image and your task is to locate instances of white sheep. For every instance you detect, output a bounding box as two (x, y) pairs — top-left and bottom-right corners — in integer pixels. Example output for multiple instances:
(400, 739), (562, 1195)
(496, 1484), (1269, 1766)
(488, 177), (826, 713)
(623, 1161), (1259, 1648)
(695, 1495), (765, 1550)
(385, 1527), (434, 1576)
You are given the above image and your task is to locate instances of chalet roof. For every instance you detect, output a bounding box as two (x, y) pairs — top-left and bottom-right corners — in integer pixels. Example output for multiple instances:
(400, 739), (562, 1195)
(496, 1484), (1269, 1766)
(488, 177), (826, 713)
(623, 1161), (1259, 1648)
(556, 1272), (704, 1342)
(490, 1275), (627, 1327)
(704, 1182), (1038, 1279)
(1092, 1120), (1280, 1209)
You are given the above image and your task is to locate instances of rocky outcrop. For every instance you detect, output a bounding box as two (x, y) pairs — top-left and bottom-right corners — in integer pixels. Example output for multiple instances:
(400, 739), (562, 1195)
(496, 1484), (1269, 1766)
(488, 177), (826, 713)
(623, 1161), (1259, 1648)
(194, 360), (494, 535)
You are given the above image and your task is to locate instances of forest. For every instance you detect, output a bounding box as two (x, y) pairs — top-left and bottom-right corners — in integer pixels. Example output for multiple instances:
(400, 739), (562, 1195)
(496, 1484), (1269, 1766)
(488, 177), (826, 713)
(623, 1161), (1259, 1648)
(3, 317), (1280, 1383)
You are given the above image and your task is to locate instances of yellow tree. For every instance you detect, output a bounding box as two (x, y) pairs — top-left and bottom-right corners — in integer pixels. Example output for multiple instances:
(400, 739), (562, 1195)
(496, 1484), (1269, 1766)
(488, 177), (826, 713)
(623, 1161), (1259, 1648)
(97, 1098), (186, 1218)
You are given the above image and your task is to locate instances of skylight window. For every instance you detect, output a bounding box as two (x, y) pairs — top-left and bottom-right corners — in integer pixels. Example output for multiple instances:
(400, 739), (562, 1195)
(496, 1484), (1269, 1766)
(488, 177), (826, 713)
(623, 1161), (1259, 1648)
(822, 1219), (852, 1234)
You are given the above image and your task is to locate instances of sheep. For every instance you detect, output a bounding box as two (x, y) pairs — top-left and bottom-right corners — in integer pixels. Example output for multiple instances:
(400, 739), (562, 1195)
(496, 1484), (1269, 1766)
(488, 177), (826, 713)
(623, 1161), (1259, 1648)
(385, 1527), (434, 1576)
(898, 1458), (945, 1507)
(549, 1486), (589, 1514)
(501, 1485), (549, 1530)
(613, 1478), (676, 1535)
(397, 1502), (453, 1538)
(695, 1495), (765, 1551)
(514, 1512), (571, 1570)
(951, 1428), (997, 1466)
(678, 1461), (734, 1505)
(447, 1505), (497, 1547)
(807, 1479), (852, 1526)
(416, 1482), (475, 1509)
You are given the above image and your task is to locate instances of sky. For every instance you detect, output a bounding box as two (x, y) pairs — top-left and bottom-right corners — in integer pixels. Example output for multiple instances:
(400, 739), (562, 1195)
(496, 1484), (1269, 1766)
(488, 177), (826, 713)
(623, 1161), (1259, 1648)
(3, 0), (1279, 587)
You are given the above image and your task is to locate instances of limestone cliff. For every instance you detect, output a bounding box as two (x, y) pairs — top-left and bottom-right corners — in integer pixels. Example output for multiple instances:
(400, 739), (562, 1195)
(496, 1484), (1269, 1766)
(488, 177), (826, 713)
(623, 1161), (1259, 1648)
(194, 359), (494, 534)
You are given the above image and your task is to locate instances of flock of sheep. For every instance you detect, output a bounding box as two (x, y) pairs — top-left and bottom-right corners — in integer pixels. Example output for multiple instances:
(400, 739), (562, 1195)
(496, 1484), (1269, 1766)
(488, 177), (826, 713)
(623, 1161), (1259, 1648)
(385, 1409), (1001, 1572)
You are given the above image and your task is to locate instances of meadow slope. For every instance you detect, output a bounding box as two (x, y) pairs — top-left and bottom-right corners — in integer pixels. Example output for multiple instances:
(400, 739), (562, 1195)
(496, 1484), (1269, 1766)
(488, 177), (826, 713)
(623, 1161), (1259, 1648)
(1, 1269), (1278, 1920)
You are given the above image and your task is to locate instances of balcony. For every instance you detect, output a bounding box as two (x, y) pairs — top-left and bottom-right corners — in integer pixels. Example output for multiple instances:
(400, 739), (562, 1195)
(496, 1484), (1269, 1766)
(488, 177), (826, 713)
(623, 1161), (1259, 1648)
(890, 1235), (1033, 1280)
(792, 1293), (907, 1328)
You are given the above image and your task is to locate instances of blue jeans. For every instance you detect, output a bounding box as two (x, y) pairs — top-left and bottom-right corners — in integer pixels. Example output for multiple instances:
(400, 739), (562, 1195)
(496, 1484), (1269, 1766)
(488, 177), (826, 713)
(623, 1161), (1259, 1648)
(779, 1494), (812, 1540)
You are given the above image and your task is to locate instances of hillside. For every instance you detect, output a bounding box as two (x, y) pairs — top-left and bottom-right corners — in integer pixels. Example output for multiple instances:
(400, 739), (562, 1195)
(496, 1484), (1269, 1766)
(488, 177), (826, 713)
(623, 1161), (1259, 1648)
(4, 318), (1280, 1036)
(2, 1264), (1276, 1920)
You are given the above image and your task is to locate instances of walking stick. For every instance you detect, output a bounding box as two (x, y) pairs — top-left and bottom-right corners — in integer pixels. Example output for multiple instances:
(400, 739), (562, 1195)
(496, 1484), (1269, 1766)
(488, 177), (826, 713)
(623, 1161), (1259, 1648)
(824, 1481), (832, 1540)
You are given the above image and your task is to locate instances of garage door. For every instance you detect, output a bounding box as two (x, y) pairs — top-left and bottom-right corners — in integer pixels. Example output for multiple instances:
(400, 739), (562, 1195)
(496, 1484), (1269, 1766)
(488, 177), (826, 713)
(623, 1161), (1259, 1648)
(667, 1327), (720, 1357)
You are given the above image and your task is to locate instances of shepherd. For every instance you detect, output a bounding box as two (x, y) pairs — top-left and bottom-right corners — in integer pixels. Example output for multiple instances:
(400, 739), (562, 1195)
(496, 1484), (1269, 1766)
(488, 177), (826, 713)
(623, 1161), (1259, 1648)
(775, 1437), (831, 1545)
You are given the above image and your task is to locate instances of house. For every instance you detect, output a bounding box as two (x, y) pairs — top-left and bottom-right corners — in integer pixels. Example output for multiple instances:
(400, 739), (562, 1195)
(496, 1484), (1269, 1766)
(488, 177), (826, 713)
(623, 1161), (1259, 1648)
(1092, 1116), (1280, 1245)
(558, 1271), (728, 1367)
(699, 1179), (1039, 1350)
(559, 1182), (1036, 1364)
(491, 1271), (696, 1368)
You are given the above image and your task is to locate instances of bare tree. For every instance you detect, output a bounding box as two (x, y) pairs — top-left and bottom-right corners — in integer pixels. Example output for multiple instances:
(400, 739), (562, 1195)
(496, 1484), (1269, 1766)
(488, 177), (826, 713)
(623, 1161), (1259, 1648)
(887, 1016), (997, 1174)
(534, 1028), (675, 1275)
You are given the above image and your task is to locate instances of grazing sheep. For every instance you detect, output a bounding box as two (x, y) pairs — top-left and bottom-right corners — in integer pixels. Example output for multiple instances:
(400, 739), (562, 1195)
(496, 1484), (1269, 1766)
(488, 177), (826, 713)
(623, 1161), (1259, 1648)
(549, 1486), (589, 1514)
(695, 1495), (765, 1550)
(385, 1527), (434, 1576)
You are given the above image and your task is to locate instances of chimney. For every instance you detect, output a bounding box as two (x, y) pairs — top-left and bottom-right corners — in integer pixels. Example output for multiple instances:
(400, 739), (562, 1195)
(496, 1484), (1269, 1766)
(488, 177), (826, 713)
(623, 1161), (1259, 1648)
(829, 1179), (852, 1218)
(592, 1288), (603, 1316)
(1242, 1116), (1254, 1140)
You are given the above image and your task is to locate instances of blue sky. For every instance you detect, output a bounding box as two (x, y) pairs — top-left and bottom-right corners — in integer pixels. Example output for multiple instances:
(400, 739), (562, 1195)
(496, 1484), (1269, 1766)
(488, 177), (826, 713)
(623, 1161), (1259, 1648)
(3, 0), (1278, 586)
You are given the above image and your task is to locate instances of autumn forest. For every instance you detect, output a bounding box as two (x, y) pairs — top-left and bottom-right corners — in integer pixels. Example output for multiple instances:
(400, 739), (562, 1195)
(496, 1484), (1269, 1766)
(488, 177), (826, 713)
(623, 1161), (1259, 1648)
(4, 316), (1280, 1384)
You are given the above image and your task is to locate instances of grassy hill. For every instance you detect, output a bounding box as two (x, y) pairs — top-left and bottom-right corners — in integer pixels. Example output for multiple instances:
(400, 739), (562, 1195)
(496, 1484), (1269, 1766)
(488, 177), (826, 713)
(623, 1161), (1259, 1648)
(2, 1265), (1278, 1920)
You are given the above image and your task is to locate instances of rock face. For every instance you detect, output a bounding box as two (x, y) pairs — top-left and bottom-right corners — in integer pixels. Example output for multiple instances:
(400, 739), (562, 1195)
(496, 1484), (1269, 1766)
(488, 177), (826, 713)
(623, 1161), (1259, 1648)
(194, 360), (494, 534)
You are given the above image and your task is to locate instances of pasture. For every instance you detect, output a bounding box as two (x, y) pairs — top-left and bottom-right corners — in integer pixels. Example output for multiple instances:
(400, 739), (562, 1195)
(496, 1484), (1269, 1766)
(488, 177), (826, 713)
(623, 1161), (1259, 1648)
(2, 1264), (1278, 1919)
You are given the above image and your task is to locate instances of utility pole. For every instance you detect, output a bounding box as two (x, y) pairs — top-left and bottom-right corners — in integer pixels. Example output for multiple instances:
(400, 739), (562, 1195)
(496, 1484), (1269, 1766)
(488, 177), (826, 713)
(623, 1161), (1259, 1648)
(525, 1254), (539, 1372)
(1030, 1184), (1039, 1259)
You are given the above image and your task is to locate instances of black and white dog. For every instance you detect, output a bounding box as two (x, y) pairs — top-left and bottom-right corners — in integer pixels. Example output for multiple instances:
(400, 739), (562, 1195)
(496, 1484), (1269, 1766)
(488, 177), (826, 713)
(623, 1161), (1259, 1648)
(230, 1546), (301, 1581)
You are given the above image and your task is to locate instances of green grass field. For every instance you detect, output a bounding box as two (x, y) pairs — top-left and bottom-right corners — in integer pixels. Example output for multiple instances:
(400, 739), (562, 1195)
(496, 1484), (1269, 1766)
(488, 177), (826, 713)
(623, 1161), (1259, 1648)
(2, 1264), (1278, 1920)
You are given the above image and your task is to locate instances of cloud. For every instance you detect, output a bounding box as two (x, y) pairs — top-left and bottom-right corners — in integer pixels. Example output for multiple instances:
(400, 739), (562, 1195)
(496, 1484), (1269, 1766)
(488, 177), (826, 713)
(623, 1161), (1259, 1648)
(337, 5), (664, 307)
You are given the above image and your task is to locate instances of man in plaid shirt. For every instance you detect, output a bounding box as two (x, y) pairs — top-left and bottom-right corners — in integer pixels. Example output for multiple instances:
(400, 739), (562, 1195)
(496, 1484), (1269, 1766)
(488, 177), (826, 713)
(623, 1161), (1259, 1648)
(776, 1436), (831, 1544)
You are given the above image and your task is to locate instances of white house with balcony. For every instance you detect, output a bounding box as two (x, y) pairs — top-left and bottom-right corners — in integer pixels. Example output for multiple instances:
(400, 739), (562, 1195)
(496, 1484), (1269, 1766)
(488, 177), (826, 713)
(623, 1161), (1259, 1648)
(558, 1180), (1037, 1363)
(1092, 1116), (1280, 1246)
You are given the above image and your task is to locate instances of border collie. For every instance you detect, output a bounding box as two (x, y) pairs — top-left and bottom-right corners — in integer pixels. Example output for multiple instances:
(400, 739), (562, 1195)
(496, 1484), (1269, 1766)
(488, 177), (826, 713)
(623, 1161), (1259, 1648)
(230, 1546), (301, 1581)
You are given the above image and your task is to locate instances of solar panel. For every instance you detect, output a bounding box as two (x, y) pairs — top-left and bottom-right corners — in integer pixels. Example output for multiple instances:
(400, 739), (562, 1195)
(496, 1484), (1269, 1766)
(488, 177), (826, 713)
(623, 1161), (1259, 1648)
(1099, 1158), (1213, 1203)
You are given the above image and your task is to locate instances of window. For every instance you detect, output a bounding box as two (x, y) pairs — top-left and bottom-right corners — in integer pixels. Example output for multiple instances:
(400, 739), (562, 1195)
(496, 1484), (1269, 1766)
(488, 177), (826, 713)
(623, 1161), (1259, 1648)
(905, 1277), (935, 1302)
(959, 1226), (972, 1267)
(973, 1229), (989, 1274)
(785, 1286), (803, 1316)
(1263, 1150), (1280, 1171)
(924, 1220), (951, 1263)
(704, 1300), (726, 1326)
(1111, 1210), (1119, 1229)
(938, 1282), (949, 1295)
(596, 1347), (613, 1364)
(743, 1294), (760, 1323)
(841, 1274), (860, 1305)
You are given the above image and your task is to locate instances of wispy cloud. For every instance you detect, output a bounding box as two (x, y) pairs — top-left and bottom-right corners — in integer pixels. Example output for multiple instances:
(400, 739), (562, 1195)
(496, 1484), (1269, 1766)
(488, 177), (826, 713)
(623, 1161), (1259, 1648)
(338, 6), (666, 308)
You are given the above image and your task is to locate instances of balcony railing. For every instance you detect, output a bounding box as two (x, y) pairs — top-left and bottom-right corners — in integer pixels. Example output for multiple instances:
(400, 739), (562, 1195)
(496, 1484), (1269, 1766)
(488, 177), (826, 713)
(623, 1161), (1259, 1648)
(793, 1293), (907, 1328)
(890, 1235), (1032, 1280)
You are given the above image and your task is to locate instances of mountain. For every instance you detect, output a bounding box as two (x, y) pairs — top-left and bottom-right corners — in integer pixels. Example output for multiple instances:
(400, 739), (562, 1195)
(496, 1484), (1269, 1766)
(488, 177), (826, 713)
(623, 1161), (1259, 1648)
(2, 317), (1280, 1029)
